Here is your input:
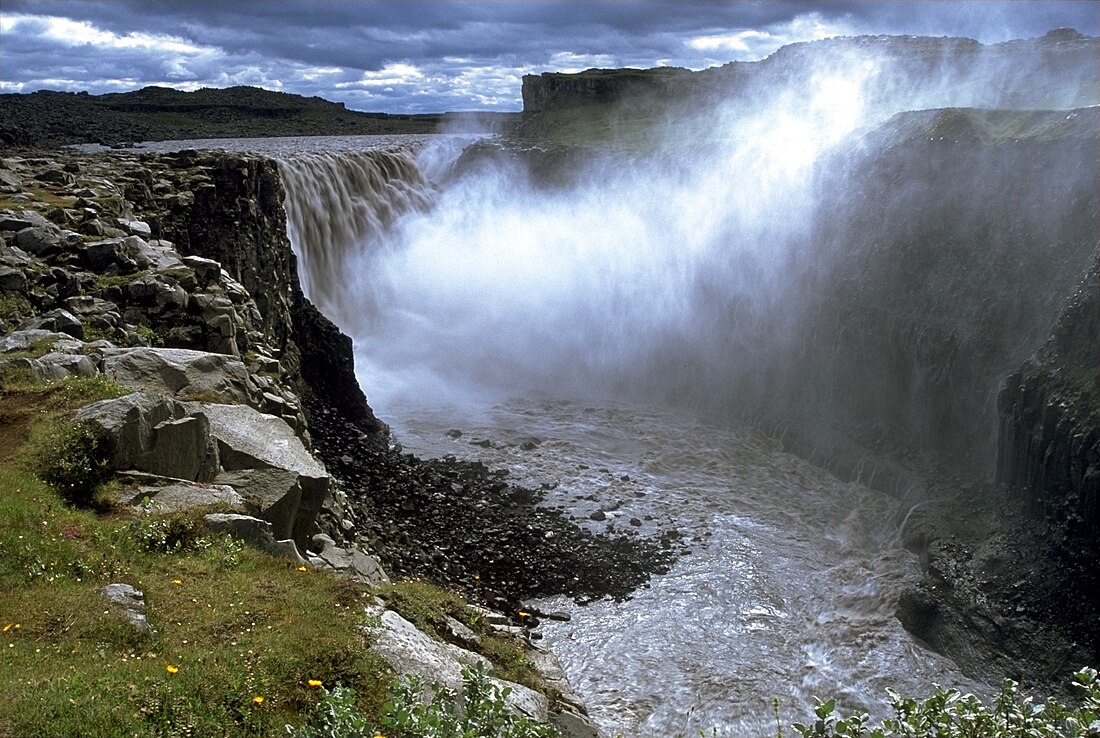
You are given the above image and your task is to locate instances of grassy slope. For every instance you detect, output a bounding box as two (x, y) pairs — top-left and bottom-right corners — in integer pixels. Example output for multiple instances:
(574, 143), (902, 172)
(0, 367), (555, 737)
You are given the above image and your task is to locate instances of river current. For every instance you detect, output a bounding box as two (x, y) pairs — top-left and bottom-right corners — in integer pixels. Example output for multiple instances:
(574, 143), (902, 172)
(118, 133), (990, 736)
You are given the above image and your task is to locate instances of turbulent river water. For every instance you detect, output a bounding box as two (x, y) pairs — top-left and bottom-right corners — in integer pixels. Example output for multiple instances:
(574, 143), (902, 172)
(132, 133), (994, 736)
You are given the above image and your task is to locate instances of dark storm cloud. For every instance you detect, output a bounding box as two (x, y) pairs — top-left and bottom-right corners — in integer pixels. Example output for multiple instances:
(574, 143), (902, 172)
(1, 1), (1096, 112)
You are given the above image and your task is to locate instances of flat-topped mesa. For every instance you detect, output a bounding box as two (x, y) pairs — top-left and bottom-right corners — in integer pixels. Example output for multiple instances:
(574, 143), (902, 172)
(520, 29), (1099, 115)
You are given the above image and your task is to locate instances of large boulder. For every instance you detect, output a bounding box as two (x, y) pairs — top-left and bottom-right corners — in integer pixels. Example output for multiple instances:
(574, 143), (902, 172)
(203, 512), (305, 563)
(102, 347), (257, 404)
(75, 391), (220, 482)
(194, 402), (329, 544)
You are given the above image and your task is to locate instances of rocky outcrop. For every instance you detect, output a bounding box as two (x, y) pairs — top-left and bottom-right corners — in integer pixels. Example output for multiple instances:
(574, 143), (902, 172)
(996, 249), (1099, 530)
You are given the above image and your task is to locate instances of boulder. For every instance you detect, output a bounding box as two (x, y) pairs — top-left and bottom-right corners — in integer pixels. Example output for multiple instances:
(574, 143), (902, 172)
(202, 513), (306, 563)
(81, 236), (152, 272)
(0, 266), (25, 292)
(100, 583), (150, 632)
(309, 533), (389, 585)
(15, 225), (64, 257)
(141, 414), (220, 482)
(102, 347), (257, 404)
(119, 479), (244, 513)
(1, 352), (97, 382)
(21, 308), (83, 339)
(181, 255), (221, 286)
(195, 402), (329, 544)
(216, 467), (303, 541)
(367, 607), (548, 722)
(0, 329), (76, 354)
(76, 391), (186, 471)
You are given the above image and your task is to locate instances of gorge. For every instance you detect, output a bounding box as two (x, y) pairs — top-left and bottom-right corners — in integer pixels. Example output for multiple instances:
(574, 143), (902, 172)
(1, 28), (1098, 738)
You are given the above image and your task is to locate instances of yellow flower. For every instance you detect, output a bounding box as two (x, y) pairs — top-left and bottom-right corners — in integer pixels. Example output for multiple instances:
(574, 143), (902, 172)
(2, 623), (17, 632)
(518, 611), (530, 618)
(253, 695), (264, 704)
(308, 679), (323, 687)
(297, 565), (308, 572)
(166, 664), (179, 674)
(171, 579), (183, 585)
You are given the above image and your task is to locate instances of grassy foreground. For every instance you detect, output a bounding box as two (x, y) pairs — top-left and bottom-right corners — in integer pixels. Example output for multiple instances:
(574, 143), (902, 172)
(0, 372), (395, 737)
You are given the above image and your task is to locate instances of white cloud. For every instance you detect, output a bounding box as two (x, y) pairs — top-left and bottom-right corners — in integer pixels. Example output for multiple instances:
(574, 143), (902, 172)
(337, 62), (425, 89)
(687, 30), (770, 53)
(545, 51), (617, 73)
(3, 12), (209, 55)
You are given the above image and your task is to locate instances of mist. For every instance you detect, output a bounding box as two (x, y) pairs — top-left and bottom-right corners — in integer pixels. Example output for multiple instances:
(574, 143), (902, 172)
(280, 32), (1098, 476)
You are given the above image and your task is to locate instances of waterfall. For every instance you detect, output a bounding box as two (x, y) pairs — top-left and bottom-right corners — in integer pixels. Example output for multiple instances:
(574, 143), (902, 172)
(277, 146), (436, 319)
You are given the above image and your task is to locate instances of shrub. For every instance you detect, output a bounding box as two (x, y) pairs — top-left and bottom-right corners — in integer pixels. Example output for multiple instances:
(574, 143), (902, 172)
(792, 667), (1100, 738)
(289, 664), (560, 738)
(35, 420), (113, 508)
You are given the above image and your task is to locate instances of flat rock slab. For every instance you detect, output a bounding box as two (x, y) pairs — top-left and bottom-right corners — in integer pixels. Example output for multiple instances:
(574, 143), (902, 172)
(367, 607), (548, 722)
(122, 481), (244, 513)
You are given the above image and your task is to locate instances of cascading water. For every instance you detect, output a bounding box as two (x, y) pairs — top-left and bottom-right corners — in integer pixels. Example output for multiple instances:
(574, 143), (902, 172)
(266, 37), (1098, 737)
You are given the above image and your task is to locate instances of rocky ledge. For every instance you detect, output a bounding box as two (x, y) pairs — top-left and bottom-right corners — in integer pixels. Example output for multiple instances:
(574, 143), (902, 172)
(0, 149), (678, 736)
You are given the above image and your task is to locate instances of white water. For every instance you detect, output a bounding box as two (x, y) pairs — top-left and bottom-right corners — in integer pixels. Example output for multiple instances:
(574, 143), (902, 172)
(387, 397), (984, 736)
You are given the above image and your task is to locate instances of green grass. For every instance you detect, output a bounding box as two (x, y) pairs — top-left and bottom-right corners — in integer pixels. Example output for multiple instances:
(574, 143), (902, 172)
(0, 374), (392, 737)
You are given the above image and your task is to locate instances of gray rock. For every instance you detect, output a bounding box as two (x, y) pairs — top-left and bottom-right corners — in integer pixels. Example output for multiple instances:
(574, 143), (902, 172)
(15, 225), (64, 257)
(35, 168), (75, 186)
(311, 536), (390, 585)
(117, 218), (153, 237)
(181, 255), (221, 285)
(367, 608), (547, 722)
(0, 170), (21, 189)
(81, 236), (152, 272)
(0, 329), (71, 354)
(0, 210), (52, 231)
(203, 513), (306, 563)
(102, 347), (256, 404)
(101, 583), (150, 632)
(0, 352), (97, 382)
(77, 391), (186, 470)
(0, 266), (25, 292)
(217, 467), (303, 541)
(21, 308), (83, 339)
(121, 479), (244, 513)
(196, 402), (329, 544)
(141, 414), (219, 482)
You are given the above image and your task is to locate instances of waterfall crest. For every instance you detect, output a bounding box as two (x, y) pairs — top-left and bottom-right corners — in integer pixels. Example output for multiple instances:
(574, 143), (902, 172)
(277, 146), (436, 317)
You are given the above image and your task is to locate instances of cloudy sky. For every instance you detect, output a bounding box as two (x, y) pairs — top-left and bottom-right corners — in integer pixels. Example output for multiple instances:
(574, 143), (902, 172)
(1, 1), (1096, 112)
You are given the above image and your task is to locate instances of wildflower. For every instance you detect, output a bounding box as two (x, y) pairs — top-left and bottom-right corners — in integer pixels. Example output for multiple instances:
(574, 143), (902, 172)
(518, 611), (530, 618)
(166, 664), (179, 674)
(253, 695), (264, 704)
(2, 624), (19, 633)
(308, 679), (323, 687)
(171, 579), (183, 585)
(297, 565), (308, 572)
